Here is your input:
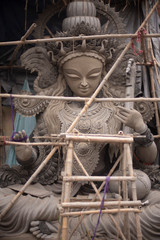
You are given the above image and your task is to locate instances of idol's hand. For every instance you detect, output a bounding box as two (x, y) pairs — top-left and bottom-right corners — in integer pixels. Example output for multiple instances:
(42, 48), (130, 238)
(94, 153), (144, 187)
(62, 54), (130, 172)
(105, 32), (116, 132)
(115, 106), (147, 133)
(14, 130), (36, 166)
(13, 130), (27, 142)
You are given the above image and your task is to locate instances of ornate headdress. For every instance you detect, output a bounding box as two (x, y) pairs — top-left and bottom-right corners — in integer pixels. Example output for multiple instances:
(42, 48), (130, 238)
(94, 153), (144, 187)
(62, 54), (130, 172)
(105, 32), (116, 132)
(47, 0), (123, 68)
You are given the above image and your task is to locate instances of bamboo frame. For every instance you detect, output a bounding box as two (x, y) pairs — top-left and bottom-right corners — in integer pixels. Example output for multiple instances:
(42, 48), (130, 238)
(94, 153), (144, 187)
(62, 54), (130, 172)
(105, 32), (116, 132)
(1, 33), (160, 47)
(61, 208), (142, 217)
(122, 144), (130, 239)
(1, 93), (160, 103)
(61, 200), (141, 208)
(63, 176), (136, 182)
(68, 153), (123, 239)
(4, 141), (66, 146)
(62, 133), (133, 143)
(61, 141), (73, 240)
(126, 144), (142, 240)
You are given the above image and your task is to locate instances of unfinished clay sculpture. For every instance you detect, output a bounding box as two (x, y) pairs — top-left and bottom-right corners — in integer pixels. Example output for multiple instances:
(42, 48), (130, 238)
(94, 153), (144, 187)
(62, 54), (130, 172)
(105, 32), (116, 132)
(0, 1), (159, 239)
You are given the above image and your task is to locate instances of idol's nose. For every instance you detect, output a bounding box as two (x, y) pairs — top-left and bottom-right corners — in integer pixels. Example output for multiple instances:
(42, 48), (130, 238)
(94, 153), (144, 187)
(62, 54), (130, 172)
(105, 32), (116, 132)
(80, 77), (88, 87)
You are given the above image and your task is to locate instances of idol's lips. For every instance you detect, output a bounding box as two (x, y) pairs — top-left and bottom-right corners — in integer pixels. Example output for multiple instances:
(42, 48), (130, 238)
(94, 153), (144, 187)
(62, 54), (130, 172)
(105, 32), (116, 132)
(79, 88), (89, 92)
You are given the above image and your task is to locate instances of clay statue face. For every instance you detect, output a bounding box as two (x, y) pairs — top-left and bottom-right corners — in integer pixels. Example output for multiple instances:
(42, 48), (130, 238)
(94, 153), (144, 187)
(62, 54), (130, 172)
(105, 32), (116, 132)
(63, 56), (103, 97)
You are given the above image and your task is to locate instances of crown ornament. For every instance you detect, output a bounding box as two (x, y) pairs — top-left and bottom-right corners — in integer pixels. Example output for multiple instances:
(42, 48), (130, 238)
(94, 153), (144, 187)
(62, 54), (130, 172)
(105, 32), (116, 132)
(47, 0), (122, 67)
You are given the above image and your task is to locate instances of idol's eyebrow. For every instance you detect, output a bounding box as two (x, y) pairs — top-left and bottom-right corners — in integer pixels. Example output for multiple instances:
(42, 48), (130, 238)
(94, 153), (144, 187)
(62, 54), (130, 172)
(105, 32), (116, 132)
(87, 68), (102, 75)
(63, 69), (80, 75)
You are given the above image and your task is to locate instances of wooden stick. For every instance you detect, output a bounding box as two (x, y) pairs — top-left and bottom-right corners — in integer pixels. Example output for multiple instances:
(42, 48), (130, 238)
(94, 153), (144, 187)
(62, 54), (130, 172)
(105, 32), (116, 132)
(5, 141), (66, 146)
(1, 33), (160, 46)
(61, 208), (142, 216)
(9, 23), (37, 66)
(1, 93), (160, 103)
(148, 39), (160, 135)
(62, 141), (73, 240)
(122, 144), (130, 240)
(127, 144), (142, 240)
(62, 134), (133, 143)
(146, 0), (160, 136)
(0, 146), (59, 220)
(45, 25), (54, 38)
(63, 176), (136, 182)
(61, 200), (141, 208)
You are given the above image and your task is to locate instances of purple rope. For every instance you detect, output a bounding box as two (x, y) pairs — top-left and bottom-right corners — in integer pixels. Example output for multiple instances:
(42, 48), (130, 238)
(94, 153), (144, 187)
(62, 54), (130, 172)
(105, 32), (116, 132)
(92, 176), (110, 240)
(10, 95), (27, 142)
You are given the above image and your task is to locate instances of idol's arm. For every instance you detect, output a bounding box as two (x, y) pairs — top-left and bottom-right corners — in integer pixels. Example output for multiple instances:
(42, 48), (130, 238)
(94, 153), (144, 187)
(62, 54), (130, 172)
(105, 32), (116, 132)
(115, 106), (157, 164)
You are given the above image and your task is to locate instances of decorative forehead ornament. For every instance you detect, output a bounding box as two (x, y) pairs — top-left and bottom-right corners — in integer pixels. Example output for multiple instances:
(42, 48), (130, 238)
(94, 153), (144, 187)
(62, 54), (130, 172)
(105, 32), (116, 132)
(58, 51), (106, 68)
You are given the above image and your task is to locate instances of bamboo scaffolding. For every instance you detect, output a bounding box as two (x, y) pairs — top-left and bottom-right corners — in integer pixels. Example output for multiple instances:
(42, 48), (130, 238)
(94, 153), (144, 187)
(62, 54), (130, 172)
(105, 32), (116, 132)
(148, 43), (160, 135)
(68, 154), (123, 239)
(146, 0), (160, 136)
(0, 61), (156, 69)
(61, 141), (73, 240)
(127, 144), (142, 240)
(69, 155), (123, 239)
(63, 176), (136, 182)
(1, 33), (160, 47)
(61, 3), (160, 238)
(4, 141), (66, 146)
(122, 144), (130, 240)
(62, 133), (133, 143)
(61, 208), (142, 217)
(61, 200), (141, 208)
(1, 93), (160, 103)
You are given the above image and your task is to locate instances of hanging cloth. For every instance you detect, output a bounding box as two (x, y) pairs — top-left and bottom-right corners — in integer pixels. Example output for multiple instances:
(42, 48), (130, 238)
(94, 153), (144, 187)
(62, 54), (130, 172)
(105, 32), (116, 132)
(6, 79), (36, 166)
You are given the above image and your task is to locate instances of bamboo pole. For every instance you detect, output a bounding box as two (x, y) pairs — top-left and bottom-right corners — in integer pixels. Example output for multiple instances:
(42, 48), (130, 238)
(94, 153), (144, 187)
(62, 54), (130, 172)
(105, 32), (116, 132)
(4, 141), (66, 146)
(61, 200), (141, 208)
(9, 23), (37, 66)
(62, 134), (133, 143)
(127, 144), (142, 240)
(1, 33), (160, 46)
(63, 176), (136, 182)
(145, 0), (160, 136)
(61, 141), (73, 240)
(122, 144), (130, 240)
(61, 208), (142, 216)
(1, 93), (160, 103)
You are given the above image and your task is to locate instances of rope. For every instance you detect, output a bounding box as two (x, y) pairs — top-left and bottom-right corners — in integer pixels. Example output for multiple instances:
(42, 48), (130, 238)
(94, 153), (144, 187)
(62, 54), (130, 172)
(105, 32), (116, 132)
(92, 176), (110, 240)
(131, 27), (147, 56)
